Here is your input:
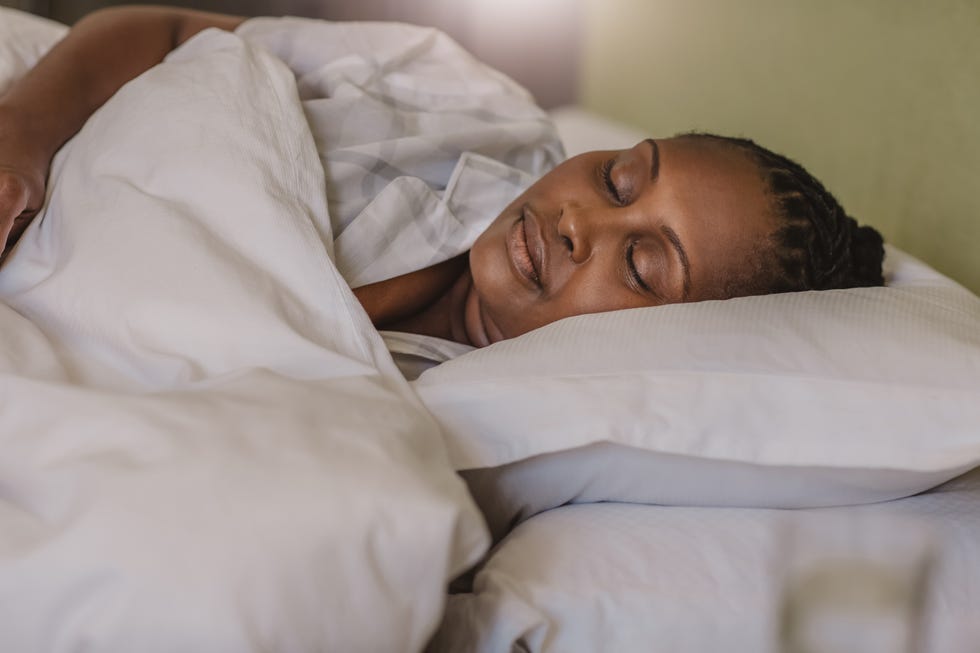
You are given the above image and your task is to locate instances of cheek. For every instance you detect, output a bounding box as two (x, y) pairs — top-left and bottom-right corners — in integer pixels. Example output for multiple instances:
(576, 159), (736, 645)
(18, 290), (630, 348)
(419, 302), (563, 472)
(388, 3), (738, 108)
(472, 232), (662, 338)
(469, 228), (510, 302)
(556, 278), (648, 319)
(477, 274), (648, 341)
(469, 228), (537, 338)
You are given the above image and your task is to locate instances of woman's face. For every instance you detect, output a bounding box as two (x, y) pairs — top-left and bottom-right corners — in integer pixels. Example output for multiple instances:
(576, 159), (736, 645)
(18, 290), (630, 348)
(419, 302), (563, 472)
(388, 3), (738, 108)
(463, 136), (779, 346)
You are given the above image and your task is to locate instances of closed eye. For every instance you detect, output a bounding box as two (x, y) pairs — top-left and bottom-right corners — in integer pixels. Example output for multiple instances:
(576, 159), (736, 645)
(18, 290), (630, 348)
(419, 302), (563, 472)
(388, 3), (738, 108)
(600, 159), (623, 205)
(627, 242), (654, 294)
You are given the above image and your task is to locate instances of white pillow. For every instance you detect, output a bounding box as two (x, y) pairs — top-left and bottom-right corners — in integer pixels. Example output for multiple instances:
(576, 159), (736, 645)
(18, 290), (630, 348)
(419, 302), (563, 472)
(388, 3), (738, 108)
(414, 247), (980, 539)
(548, 105), (648, 157)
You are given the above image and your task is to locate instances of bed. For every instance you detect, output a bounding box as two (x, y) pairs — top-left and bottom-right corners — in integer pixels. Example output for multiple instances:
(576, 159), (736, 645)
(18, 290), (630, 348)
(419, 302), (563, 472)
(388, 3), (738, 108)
(423, 109), (980, 652)
(2, 8), (979, 652)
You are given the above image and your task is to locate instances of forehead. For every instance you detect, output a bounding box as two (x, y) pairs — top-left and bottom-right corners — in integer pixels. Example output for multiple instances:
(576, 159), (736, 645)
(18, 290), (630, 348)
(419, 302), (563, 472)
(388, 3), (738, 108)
(654, 136), (778, 298)
(657, 136), (768, 203)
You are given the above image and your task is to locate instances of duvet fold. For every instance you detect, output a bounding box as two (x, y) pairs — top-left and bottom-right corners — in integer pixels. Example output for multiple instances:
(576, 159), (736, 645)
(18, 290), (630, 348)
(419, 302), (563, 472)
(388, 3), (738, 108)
(0, 23), (488, 653)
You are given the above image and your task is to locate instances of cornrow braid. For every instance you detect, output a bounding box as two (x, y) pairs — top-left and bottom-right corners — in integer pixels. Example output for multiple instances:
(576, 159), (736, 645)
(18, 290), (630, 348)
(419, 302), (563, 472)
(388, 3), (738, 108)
(680, 133), (885, 295)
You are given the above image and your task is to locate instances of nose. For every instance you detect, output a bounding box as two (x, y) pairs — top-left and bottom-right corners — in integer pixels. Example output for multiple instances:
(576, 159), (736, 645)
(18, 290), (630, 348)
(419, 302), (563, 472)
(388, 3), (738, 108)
(556, 201), (600, 265)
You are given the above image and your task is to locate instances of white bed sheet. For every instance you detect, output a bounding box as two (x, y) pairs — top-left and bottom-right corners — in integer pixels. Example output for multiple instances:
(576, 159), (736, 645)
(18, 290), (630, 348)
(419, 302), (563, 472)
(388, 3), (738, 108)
(433, 467), (980, 653)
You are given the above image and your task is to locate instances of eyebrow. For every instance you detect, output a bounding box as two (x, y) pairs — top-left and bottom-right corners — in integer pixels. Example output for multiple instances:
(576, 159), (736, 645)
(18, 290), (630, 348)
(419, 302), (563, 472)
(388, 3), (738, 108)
(661, 224), (692, 300)
(645, 138), (660, 181)
(644, 139), (691, 300)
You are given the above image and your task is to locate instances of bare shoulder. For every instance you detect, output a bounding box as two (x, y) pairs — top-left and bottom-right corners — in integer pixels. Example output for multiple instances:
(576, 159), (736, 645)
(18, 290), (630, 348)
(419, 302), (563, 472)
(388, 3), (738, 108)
(78, 6), (246, 47)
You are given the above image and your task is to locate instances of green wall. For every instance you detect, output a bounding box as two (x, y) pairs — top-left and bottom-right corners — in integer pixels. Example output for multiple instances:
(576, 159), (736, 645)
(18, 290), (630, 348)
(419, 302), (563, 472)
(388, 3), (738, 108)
(581, 0), (980, 293)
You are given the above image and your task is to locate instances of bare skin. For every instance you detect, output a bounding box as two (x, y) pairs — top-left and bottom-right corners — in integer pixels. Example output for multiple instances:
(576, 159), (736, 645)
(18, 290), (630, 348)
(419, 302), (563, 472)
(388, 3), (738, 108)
(457, 137), (779, 345)
(0, 7), (780, 349)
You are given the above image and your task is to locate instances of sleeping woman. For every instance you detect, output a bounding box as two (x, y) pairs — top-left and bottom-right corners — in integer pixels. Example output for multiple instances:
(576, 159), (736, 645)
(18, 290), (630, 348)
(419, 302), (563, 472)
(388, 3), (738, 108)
(0, 6), (885, 356)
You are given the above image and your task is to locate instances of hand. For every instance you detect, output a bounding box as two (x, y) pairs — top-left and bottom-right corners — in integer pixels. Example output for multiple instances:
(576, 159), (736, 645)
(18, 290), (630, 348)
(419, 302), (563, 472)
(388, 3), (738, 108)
(0, 104), (49, 263)
(0, 163), (45, 262)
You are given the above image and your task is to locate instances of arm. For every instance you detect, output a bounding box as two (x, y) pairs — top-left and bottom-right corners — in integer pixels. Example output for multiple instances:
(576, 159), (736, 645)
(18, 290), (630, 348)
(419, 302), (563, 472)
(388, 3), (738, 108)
(0, 6), (245, 258)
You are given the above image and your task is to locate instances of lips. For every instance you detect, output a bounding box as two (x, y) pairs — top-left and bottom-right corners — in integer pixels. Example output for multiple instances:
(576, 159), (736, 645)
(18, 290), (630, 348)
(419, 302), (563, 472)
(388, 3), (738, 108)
(507, 206), (544, 290)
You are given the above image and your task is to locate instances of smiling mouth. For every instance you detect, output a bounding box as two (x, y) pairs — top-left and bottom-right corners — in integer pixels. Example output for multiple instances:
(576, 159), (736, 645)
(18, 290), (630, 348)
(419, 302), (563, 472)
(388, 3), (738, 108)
(508, 209), (542, 289)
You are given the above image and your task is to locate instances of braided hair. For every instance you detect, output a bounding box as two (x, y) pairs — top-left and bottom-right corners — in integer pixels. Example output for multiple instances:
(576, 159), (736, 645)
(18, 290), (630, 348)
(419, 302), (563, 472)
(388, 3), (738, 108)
(680, 133), (885, 297)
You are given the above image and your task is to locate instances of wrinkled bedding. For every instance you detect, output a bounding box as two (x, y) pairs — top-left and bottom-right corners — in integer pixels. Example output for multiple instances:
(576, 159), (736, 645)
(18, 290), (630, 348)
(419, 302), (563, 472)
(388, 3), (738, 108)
(433, 467), (980, 653)
(0, 15), (488, 652)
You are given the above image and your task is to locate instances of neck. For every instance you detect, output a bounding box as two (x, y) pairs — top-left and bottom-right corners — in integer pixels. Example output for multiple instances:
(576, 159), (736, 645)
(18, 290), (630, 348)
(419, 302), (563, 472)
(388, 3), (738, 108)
(385, 264), (474, 345)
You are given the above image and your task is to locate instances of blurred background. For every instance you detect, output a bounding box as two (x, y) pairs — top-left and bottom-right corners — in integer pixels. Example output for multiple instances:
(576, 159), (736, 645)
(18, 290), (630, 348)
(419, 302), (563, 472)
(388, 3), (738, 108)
(3, 0), (979, 293)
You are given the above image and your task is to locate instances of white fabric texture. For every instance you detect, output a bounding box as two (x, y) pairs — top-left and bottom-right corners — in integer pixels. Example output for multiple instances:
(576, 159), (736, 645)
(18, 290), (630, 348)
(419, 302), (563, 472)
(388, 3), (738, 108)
(415, 247), (980, 534)
(234, 17), (563, 375)
(0, 26), (489, 652)
(431, 467), (980, 653)
(381, 330), (475, 381)
(235, 16), (564, 289)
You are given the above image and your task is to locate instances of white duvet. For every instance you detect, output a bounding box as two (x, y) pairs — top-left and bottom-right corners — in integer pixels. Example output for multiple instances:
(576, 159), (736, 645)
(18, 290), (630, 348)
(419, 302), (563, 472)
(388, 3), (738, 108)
(0, 16), (488, 653)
